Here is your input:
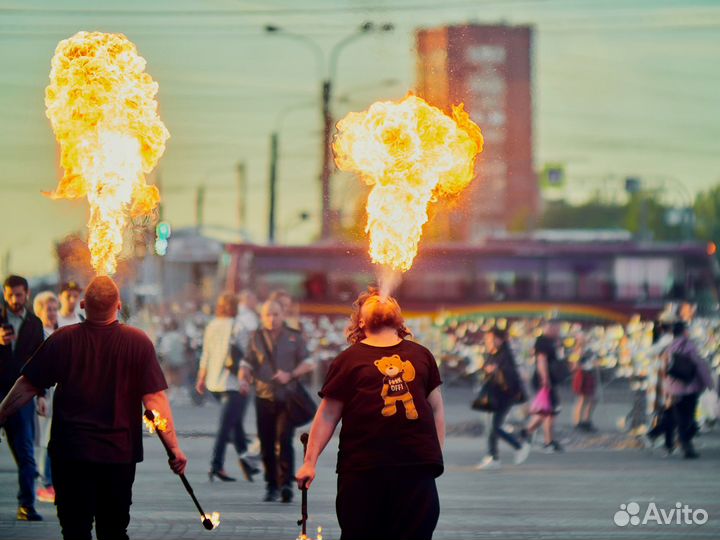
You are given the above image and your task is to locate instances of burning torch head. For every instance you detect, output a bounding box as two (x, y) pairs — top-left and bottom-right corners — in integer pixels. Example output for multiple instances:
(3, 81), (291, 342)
(202, 512), (220, 530)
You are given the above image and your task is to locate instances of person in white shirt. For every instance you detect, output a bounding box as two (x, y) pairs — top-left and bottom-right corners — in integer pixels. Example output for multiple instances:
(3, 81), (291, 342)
(196, 292), (258, 482)
(32, 291), (59, 504)
(233, 290), (259, 352)
(57, 281), (84, 328)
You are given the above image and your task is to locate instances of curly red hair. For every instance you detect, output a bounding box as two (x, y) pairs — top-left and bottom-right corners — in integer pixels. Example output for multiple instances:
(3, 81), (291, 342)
(345, 287), (411, 344)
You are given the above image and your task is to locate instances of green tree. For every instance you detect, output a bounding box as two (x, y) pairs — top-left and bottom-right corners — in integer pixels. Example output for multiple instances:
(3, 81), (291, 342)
(693, 184), (720, 243)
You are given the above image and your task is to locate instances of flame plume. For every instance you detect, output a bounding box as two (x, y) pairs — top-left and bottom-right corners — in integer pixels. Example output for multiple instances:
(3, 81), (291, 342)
(45, 31), (169, 275)
(333, 95), (483, 273)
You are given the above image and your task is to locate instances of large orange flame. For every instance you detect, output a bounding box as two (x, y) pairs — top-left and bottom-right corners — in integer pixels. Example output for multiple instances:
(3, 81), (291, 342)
(44, 31), (169, 275)
(333, 95), (483, 273)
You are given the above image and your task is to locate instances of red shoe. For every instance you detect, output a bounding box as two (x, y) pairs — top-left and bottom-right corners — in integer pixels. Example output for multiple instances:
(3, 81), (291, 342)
(37, 486), (55, 504)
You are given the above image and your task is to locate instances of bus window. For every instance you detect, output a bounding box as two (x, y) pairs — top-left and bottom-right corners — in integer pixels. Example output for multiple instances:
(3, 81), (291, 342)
(476, 258), (542, 301)
(546, 260), (577, 300)
(614, 257), (672, 300)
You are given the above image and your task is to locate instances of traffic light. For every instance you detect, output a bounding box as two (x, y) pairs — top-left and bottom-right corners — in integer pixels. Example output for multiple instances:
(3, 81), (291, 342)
(155, 221), (171, 256)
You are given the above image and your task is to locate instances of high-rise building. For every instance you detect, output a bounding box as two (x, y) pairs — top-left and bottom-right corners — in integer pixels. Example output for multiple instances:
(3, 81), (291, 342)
(417, 23), (537, 240)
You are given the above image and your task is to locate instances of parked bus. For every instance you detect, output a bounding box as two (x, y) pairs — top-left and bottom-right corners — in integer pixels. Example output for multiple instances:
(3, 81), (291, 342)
(224, 237), (719, 323)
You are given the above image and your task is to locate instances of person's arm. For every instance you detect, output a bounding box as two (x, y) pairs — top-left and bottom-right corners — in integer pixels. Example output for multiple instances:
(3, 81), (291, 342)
(428, 386), (445, 450)
(295, 397), (343, 489)
(291, 359), (314, 380)
(688, 343), (715, 391)
(275, 335), (314, 384)
(238, 340), (256, 391)
(195, 324), (213, 394)
(0, 375), (42, 426)
(142, 390), (187, 475)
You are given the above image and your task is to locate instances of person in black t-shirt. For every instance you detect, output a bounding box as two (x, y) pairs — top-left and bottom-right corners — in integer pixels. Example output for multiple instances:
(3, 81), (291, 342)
(0, 276), (188, 540)
(524, 321), (564, 453)
(0, 275), (44, 521)
(296, 288), (445, 540)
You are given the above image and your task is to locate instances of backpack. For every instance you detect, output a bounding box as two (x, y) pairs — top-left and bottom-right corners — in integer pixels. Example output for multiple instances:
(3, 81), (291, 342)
(667, 352), (697, 384)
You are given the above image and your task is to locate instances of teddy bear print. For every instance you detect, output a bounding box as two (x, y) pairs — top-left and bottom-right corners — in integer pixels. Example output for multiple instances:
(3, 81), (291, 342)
(373, 354), (418, 420)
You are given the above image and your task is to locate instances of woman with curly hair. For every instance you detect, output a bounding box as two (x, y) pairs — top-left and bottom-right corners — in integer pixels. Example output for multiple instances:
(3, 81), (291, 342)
(296, 287), (445, 540)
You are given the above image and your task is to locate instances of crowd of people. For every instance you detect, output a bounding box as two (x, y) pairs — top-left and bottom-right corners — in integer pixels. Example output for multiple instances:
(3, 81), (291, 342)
(1, 272), (719, 539)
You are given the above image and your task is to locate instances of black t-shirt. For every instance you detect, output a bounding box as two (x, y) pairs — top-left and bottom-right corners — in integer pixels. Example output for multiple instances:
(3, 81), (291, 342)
(21, 320), (167, 464)
(533, 335), (558, 388)
(319, 339), (443, 476)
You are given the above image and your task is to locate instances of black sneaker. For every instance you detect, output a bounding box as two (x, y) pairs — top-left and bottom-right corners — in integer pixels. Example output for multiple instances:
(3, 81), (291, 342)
(543, 440), (564, 454)
(17, 506), (43, 521)
(263, 488), (279, 502)
(281, 485), (294, 503)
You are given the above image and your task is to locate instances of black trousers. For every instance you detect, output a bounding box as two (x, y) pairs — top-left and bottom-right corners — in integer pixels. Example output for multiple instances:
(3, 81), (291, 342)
(211, 390), (248, 471)
(255, 397), (294, 490)
(0, 398), (37, 507)
(52, 458), (136, 540)
(337, 466), (440, 540)
(489, 403), (521, 459)
(669, 393), (700, 451)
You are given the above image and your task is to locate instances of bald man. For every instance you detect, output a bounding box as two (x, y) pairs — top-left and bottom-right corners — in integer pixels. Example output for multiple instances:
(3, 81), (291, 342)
(0, 276), (187, 540)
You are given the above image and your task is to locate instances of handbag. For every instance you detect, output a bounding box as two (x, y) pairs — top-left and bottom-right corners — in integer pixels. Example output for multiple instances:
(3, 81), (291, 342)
(529, 387), (553, 416)
(224, 342), (243, 376)
(471, 369), (506, 412)
(471, 380), (495, 411)
(667, 352), (697, 384)
(258, 330), (317, 428)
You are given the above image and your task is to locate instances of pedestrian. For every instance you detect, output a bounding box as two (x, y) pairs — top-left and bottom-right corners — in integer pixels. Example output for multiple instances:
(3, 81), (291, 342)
(240, 299), (314, 503)
(524, 321), (564, 453)
(0, 276), (188, 540)
(662, 321), (714, 459)
(233, 289), (259, 351)
(157, 318), (188, 401)
(32, 291), (59, 504)
(195, 292), (258, 482)
(646, 320), (674, 453)
(0, 275), (44, 521)
(296, 289), (445, 540)
(475, 327), (530, 470)
(571, 334), (598, 432)
(57, 280), (83, 327)
(268, 289), (300, 331)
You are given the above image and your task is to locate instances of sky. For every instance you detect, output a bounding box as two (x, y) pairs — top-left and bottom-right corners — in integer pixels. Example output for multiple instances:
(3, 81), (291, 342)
(1, 0), (719, 277)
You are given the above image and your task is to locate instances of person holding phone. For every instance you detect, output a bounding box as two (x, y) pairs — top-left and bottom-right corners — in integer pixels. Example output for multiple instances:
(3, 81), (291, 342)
(0, 275), (45, 521)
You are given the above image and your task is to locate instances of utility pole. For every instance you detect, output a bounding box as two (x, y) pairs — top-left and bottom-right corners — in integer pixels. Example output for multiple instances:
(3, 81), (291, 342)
(268, 133), (279, 243)
(320, 80), (333, 240)
(195, 185), (205, 230)
(236, 162), (246, 232)
(263, 22), (394, 242)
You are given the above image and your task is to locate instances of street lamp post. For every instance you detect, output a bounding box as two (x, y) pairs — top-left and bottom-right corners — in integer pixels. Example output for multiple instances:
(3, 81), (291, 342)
(268, 101), (315, 244)
(264, 22), (394, 241)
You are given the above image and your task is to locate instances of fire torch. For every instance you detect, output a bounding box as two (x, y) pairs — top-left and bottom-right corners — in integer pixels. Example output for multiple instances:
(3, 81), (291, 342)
(144, 409), (219, 531)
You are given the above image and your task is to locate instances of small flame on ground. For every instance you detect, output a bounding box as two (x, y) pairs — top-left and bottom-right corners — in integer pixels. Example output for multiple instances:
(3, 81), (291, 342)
(296, 526), (322, 540)
(203, 512), (220, 529)
(333, 94), (483, 280)
(44, 31), (169, 275)
(143, 409), (167, 433)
